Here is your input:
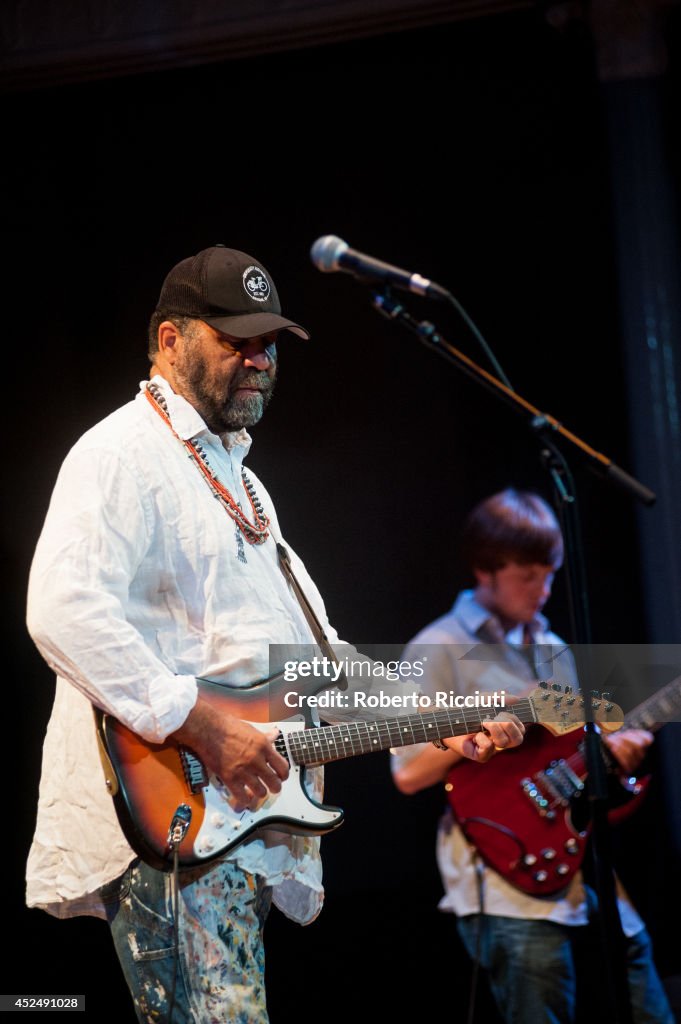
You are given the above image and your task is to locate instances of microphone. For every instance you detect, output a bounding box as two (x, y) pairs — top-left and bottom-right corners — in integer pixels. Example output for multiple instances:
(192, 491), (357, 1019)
(310, 235), (450, 301)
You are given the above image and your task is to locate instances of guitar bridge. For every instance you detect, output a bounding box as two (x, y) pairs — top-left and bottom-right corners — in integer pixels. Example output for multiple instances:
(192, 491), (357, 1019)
(179, 746), (208, 793)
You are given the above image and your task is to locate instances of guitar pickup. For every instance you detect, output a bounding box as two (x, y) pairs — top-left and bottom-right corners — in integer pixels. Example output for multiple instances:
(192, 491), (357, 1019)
(179, 746), (209, 793)
(520, 777), (555, 817)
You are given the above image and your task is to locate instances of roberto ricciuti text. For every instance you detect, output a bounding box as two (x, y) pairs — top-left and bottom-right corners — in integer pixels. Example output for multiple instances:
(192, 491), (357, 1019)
(283, 690), (507, 710)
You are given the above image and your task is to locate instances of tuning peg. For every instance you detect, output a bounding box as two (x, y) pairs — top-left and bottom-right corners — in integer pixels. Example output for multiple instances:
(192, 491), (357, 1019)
(591, 689), (600, 698)
(565, 685), (572, 694)
(551, 683), (562, 692)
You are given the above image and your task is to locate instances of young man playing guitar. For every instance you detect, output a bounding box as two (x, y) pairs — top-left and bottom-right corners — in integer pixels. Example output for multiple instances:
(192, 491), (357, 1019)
(392, 489), (674, 1024)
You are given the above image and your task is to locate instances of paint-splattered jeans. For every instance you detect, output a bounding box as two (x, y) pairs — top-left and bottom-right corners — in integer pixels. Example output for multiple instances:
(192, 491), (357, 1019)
(103, 858), (272, 1024)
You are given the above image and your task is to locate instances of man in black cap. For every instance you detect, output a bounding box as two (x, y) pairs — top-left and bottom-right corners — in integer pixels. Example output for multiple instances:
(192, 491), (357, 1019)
(26, 247), (524, 1024)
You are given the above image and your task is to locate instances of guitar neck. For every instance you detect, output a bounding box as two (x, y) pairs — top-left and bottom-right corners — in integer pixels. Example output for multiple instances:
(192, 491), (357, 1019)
(622, 673), (681, 734)
(287, 702), (534, 767)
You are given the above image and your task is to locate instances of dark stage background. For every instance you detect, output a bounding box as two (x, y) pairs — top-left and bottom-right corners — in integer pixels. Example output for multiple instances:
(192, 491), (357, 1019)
(3, 8), (681, 1022)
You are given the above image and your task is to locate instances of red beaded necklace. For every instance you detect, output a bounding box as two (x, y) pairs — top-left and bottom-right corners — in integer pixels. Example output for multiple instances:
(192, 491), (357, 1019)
(145, 383), (271, 545)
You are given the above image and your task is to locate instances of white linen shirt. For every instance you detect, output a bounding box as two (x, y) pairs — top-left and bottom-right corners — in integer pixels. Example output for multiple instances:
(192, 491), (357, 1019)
(26, 376), (346, 924)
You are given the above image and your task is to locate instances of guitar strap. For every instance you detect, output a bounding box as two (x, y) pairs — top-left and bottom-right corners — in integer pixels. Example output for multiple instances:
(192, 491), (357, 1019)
(477, 619), (539, 682)
(275, 542), (348, 691)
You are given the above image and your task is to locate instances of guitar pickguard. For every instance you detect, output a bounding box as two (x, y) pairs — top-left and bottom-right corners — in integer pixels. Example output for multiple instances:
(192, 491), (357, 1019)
(192, 721), (344, 860)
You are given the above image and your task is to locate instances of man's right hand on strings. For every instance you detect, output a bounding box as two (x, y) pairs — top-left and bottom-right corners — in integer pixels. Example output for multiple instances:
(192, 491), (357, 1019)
(172, 696), (290, 811)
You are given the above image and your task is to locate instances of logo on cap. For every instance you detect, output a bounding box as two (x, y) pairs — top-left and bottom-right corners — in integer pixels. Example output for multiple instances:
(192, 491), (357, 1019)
(243, 265), (271, 304)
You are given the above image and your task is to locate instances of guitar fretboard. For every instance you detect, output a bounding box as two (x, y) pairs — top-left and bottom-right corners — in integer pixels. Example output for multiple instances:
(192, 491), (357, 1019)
(623, 674), (681, 732)
(286, 701), (538, 767)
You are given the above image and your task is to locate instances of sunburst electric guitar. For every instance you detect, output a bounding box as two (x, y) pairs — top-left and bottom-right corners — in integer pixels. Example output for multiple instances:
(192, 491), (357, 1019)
(445, 675), (680, 896)
(97, 676), (623, 870)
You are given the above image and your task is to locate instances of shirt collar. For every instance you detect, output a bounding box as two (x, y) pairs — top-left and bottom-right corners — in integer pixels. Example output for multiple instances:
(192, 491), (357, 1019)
(452, 588), (549, 641)
(140, 375), (253, 457)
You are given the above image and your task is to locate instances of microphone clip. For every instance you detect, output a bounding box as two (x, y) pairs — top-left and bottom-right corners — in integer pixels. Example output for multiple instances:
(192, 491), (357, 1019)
(372, 292), (444, 345)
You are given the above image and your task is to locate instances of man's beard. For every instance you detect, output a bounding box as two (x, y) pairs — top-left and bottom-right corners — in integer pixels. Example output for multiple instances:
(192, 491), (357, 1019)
(175, 348), (276, 434)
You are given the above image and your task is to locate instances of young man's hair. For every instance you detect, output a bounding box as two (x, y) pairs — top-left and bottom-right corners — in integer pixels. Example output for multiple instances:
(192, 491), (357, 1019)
(147, 311), (194, 364)
(461, 488), (563, 574)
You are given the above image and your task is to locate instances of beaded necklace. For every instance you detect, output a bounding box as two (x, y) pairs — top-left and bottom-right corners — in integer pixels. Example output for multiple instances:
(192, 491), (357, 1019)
(145, 382), (271, 545)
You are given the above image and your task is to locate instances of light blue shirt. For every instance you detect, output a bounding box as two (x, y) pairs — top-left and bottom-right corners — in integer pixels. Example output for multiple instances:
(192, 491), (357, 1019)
(393, 590), (643, 934)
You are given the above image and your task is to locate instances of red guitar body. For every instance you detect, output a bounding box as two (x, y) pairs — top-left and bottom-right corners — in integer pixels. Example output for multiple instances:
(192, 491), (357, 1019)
(446, 724), (649, 896)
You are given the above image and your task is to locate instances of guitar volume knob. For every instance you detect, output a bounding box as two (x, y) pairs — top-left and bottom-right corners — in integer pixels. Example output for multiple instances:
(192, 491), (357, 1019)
(541, 848), (556, 860)
(564, 838), (580, 855)
(556, 864), (570, 876)
(533, 870), (549, 883)
(521, 854), (537, 867)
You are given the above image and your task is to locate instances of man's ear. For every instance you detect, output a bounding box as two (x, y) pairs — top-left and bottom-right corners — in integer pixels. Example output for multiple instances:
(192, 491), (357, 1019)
(473, 567), (492, 588)
(157, 321), (182, 364)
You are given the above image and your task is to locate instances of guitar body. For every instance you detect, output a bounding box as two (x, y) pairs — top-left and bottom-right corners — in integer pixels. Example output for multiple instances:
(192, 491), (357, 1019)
(446, 724), (648, 896)
(102, 676), (344, 871)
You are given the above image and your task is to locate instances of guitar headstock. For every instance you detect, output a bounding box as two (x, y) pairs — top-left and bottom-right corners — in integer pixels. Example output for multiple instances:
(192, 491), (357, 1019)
(529, 682), (624, 736)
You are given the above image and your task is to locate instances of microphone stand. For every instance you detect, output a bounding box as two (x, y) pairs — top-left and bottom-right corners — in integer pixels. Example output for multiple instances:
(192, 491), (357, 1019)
(370, 289), (656, 1024)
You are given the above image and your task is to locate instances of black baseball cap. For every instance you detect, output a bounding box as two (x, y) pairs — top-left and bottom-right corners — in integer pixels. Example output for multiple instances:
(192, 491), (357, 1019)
(155, 245), (310, 340)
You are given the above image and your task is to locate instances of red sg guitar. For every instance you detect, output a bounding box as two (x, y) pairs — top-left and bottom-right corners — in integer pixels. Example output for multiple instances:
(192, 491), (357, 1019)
(445, 676), (681, 896)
